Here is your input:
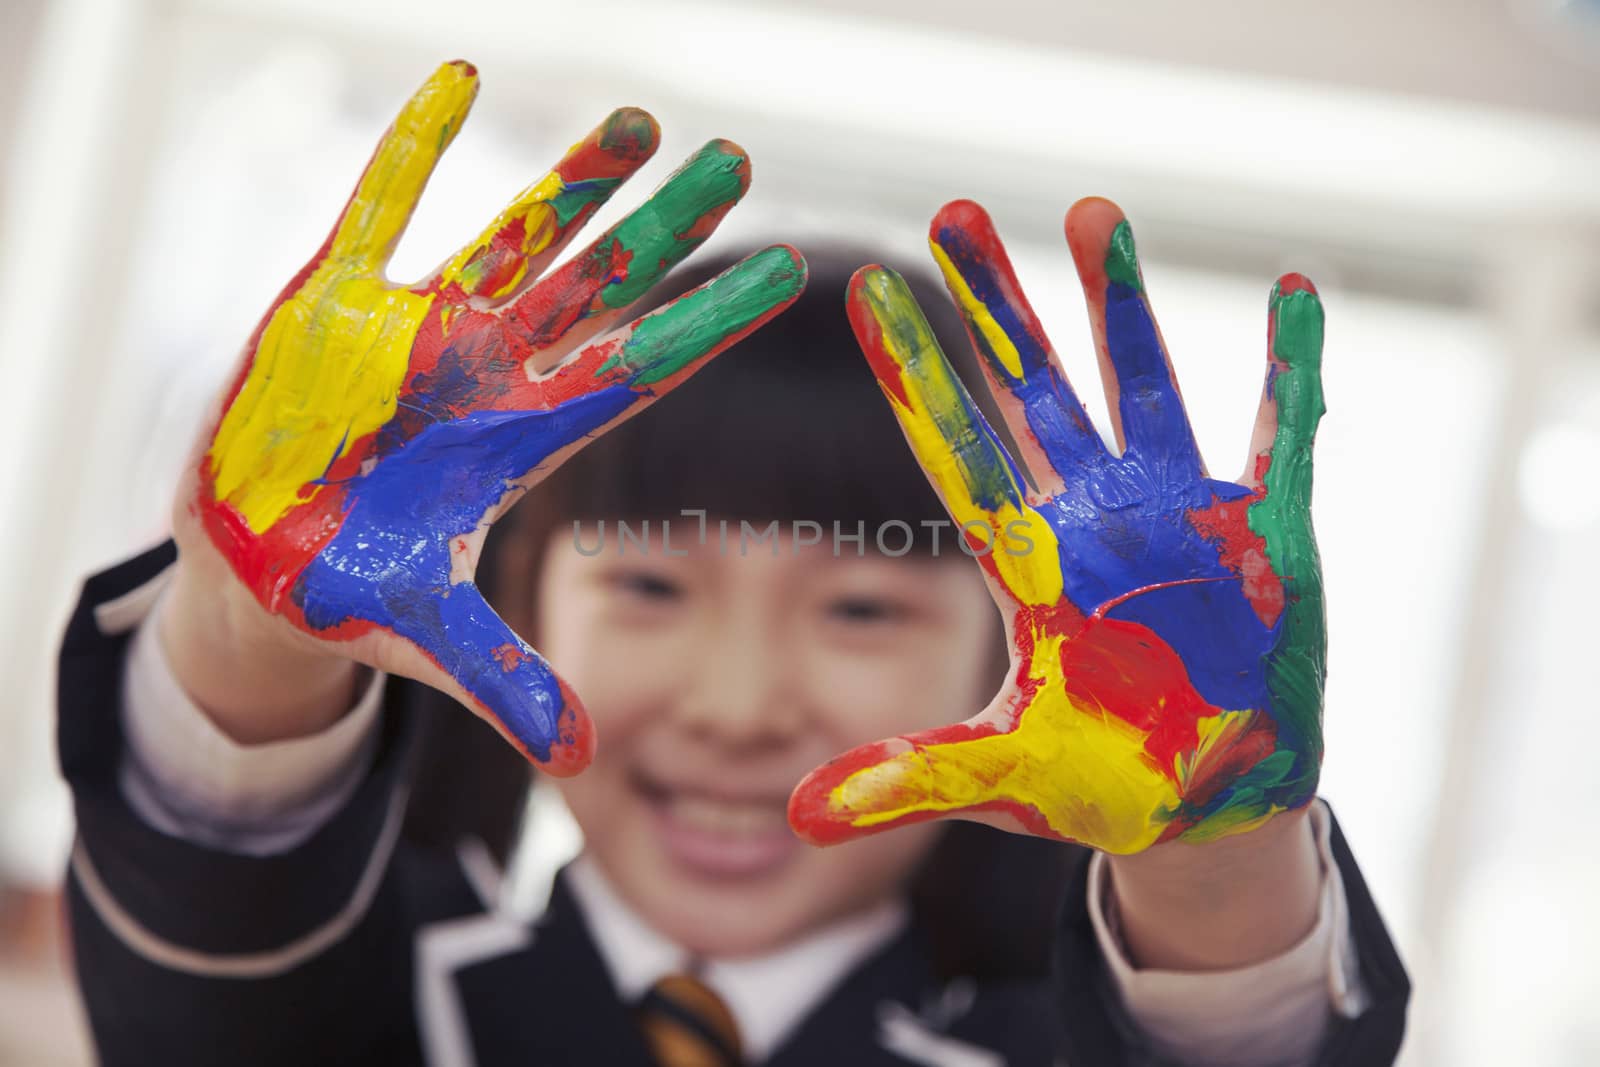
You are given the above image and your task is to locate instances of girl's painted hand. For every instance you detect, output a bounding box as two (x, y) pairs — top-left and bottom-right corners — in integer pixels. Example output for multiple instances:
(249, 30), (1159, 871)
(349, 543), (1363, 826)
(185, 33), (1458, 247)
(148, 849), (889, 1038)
(790, 197), (1323, 854)
(177, 61), (805, 774)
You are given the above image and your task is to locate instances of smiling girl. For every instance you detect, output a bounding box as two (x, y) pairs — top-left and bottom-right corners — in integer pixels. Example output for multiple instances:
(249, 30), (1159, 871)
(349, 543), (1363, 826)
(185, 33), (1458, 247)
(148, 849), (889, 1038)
(57, 62), (1408, 1066)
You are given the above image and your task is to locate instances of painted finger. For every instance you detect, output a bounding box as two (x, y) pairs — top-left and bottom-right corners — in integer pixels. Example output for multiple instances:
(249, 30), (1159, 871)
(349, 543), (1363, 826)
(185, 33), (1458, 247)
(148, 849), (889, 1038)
(788, 719), (1023, 846)
(789, 630), (1246, 854)
(847, 265), (1025, 532)
(401, 245), (803, 434)
(504, 139), (754, 365)
(534, 243), (807, 413)
(436, 108), (661, 301)
(1064, 197), (1204, 482)
(395, 580), (595, 776)
(930, 199), (1103, 492)
(786, 688), (1180, 855)
(1246, 274), (1327, 756)
(1245, 274), (1325, 500)
(847, 265), (1062, 607)
(328, 60), (480, 271)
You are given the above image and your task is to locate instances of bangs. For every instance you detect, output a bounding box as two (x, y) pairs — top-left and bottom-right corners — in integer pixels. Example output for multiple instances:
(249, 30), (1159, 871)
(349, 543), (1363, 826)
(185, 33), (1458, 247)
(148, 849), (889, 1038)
(528, 245), (1011, 546)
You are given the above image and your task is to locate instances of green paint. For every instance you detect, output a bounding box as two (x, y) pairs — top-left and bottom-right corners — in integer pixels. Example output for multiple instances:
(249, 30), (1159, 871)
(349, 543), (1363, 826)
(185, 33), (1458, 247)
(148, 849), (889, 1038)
(598, 140), (749, 310)
(1182, 748), (1299, 840)
(1104, 221), (1144, 292)
(1247, 283), (1328, 782)
(602, 244), (806, 384)
(596, 107), (657, 159)
(543, 109), (656, 227)
(549, 177), (625, 227)
(865, 268), (1021, 515)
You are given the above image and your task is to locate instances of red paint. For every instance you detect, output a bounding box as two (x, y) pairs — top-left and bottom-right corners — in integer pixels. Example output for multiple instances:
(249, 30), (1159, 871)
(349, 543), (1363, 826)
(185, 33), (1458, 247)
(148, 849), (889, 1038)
(789, 592), (1276, 845)
(1184, 494), (1285, 627)
(1064, 200), (1115, 300)
(462, 215), (530, 298)
(788, 722), (1006, 847)
(195, 463), (347, 619)
(846, 268), (913, 408)
(539, 336), (627, 405)
(932, 199), (1055, 369)
(539, 680), (594, 779)
(491, 643), (529, 671)
(1274, 272), (1317, 299)
(556, 109), (659, 181)
(506, 238), (632, 350)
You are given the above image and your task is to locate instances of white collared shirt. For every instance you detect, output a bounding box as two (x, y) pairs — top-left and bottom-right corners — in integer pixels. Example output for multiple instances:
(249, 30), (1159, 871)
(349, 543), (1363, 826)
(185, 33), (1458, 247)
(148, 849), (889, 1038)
(566, 854), (908, 1062)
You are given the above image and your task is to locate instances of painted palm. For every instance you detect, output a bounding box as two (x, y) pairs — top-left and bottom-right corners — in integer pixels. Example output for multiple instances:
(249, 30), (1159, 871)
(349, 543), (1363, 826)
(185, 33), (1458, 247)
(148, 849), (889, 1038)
(192, 61), (805, 774)
(790, 198), (1325, 854)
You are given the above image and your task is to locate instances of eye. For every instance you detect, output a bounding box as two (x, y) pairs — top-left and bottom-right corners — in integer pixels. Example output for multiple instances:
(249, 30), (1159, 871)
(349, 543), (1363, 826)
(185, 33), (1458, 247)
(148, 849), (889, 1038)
(827, 595), (907, 624)
(609, 570), (683, 601)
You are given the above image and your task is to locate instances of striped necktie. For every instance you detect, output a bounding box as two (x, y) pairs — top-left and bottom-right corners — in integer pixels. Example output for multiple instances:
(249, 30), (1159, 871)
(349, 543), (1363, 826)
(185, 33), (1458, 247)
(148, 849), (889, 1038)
(635, 972), (744, 1067)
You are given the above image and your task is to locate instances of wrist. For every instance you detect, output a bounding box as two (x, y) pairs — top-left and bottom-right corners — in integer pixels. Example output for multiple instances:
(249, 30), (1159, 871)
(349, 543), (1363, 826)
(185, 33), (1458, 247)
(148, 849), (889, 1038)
(1105, 805), (1320, 970)
(159, 556), (362, 744)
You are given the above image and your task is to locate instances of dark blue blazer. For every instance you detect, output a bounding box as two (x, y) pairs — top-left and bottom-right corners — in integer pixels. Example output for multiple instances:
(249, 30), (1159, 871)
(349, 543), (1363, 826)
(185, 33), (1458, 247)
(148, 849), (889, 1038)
(59, 543), (1410, 1065)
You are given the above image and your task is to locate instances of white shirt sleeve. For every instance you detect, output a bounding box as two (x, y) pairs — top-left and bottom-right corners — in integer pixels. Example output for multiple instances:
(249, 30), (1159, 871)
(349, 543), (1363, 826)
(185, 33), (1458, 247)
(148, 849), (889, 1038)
(1087, 801), (1368, 1067)
(117, 572), (387, 857)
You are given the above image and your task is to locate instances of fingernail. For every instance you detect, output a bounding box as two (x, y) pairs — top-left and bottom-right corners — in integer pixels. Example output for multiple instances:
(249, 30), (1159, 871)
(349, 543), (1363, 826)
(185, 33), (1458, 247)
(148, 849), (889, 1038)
(597, 107), (658, 158)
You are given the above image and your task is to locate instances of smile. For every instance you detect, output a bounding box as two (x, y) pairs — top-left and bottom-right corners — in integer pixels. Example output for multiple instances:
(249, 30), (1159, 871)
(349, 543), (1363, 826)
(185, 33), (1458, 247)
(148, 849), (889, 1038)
(630, 769), (801, 880)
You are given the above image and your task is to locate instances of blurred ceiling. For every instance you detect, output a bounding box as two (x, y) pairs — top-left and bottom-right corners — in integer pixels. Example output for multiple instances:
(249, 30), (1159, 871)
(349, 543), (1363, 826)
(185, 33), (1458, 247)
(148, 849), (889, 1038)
(745, 0), (1600, 121)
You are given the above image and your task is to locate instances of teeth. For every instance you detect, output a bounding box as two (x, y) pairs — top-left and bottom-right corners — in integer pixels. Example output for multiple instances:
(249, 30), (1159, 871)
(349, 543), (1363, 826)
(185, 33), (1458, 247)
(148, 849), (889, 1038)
(669, 795), (787, 837)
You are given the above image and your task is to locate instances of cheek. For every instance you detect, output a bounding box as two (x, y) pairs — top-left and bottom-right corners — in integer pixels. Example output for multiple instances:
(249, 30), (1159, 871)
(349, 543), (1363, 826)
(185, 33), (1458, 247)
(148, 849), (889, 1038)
(538, 603), (693, 744)
(790, 820), (943, 922)
(544, 614), (687, 865)
(803, 629), (995, 750)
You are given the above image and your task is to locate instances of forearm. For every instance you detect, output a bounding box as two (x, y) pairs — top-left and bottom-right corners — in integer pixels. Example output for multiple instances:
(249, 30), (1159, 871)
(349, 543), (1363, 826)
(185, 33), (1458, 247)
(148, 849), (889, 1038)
(123, 586), (385, 854)
(1105, 806), (1320, 971)
(59, 544), (454, 1065)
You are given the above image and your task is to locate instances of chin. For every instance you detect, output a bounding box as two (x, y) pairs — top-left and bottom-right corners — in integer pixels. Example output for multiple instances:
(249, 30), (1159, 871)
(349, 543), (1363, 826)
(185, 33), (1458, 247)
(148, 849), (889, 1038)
(611, 823), (934, 960)
(654, 897), (811, 959)
(568, 777), (940, 958)
(628, 836), (839, 958)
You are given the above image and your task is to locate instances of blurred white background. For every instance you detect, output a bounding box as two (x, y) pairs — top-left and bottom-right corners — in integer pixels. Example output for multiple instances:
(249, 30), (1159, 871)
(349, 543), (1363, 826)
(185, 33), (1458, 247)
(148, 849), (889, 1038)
(0, 0), (1596, 1062)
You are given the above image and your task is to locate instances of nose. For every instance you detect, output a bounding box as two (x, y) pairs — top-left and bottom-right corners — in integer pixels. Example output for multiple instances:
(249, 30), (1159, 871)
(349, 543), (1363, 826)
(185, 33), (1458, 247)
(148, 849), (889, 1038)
(671, 612), (804, 747)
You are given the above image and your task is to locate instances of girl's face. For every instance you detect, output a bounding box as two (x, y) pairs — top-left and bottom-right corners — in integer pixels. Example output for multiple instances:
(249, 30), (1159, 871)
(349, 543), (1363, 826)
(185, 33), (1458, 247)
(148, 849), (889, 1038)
(537, 523), (1000, 958)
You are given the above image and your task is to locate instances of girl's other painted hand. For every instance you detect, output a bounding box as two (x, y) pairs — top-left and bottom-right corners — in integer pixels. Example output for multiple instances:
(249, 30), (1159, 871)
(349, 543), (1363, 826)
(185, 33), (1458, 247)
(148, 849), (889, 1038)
(790, 197), (1324, 854)
(167, 61), (806, 773)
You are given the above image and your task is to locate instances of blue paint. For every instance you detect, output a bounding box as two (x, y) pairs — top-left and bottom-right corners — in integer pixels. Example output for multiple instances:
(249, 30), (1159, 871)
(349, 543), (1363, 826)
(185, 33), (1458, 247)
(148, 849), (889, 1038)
(1102, 280), (1204, 484)
(1039, 467), (1275, 713)
(936, 229), (1280, 714)
(295, 384), (642, 759)
(933, 222), (1104, 469)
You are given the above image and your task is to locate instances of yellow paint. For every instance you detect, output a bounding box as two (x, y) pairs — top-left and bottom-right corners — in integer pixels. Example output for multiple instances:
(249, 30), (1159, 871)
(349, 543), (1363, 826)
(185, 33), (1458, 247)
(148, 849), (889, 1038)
(829, 620), (1270, 851)
(832, 628), (1183, 854)
(836, 271), (1290, 852)
(1174, 707), (1257, 790)
(859, 273), (1063, 607)
(329, 62), (478, 267)
(440, 170), (566, 299)
(208, 63), (474, 532)
(1184, 804), (1282, 842)
(928, 240), (1025, 381)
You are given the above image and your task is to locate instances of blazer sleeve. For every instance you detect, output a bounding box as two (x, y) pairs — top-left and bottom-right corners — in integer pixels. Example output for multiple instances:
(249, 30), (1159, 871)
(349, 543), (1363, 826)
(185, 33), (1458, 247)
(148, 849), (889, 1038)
(58, 542), (486, 1066)
(1051, 807), (1412, 1066)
